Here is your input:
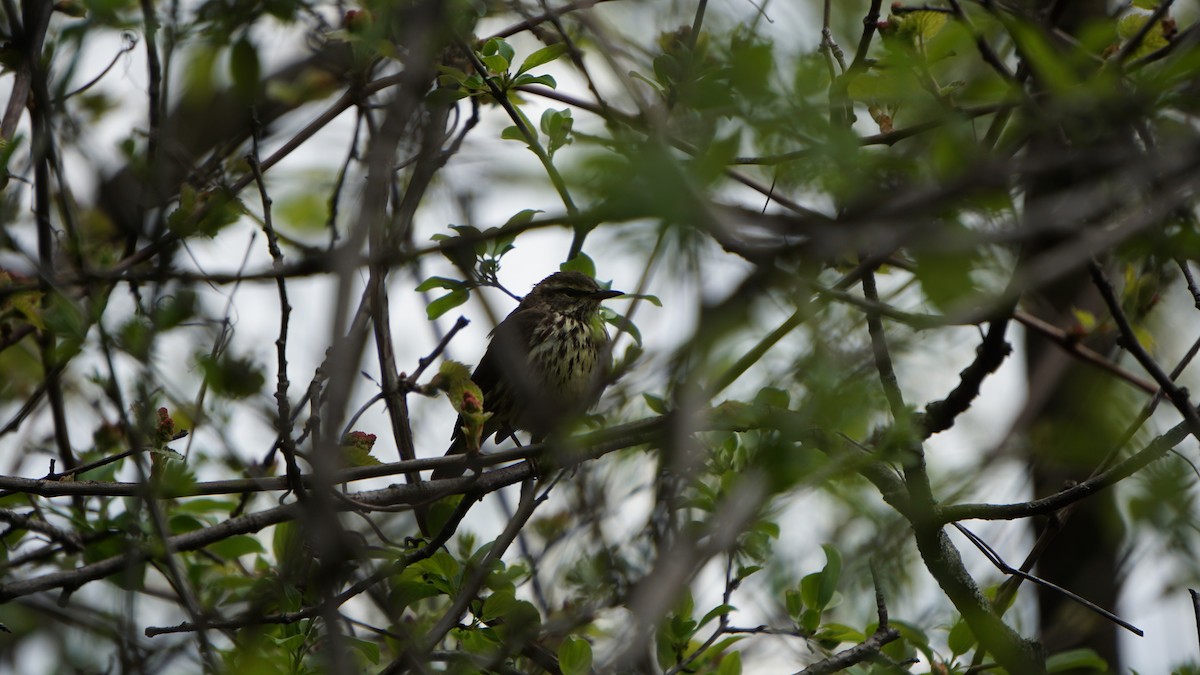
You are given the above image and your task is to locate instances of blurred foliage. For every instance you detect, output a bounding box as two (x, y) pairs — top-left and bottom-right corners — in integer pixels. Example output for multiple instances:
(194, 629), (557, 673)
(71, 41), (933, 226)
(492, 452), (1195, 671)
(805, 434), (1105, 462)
(0, 0), (1198, 674)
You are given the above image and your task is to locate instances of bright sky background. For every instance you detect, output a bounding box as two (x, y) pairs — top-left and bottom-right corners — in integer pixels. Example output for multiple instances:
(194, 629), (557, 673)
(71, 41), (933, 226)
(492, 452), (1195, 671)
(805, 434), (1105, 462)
(3, 1), (1200, 671)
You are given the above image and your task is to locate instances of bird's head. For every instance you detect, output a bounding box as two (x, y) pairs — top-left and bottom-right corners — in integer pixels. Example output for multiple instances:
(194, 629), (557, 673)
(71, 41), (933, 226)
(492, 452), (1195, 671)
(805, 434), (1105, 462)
(523, 271), (623, 316)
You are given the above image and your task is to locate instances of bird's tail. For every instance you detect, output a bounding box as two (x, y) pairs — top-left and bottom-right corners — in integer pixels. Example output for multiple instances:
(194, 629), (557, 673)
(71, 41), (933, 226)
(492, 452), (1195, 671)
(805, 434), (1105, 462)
(431, 418), (469, 480)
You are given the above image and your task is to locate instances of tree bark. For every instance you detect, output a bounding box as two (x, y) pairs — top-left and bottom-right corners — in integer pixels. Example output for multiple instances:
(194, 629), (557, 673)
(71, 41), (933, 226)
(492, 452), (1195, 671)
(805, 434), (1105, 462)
(1019, 2), (1127, 671)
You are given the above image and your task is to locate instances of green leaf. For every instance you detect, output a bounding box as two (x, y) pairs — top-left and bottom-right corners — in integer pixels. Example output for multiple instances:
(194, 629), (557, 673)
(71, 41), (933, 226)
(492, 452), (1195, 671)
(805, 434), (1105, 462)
(753, 387), (789, 409)
(887, 619), (935, 662)
(653, 53), (682, 85)
(698, 637), (746, 666)
(426, 289), (469, 320)
(1047, 648), (1107, 672)
(735, 565), (762, 582)
(210, 534), (266, 559)
(814, 622), (864, 644)
(390, 578), (443, 610)
(817, 544), (842, 609)
(1117, 11), (1153, 40)
(602, 309), (641, 346)
(436, 64), (468, 84)
(270, 632), (307, 651)
(182, 47), (218, 106)
(481, 589), (519, 621)
(626, 292), (662, 306)
(482, 38), (515, 65)
(481, 54), (509, 74)
(674, 589), (695, 622)
(799, 570), (829, 612)
(699, 603), (736, 628)
(480, 225), (517, 258)
(643, 393), (668, 414)
(230, 37), (261, 103)
(347, 637), (381, 664)
(150, 444), (185, 463)
(166, 187), (246, 238)
(504, 209), (543, 227)
(118, 316), (154, 361)
(501, 125), (528, 143)
(845, 71), (915, 104)
(1117, 12), (1171, 58)
(418, 549), (462, 583)
(947, 619), (976, 656)
(540, 109), (560, 136)
(277, 190), (330, 233)
(655, 630), (675, 670)
(799, 607), (820, 634)
(904, 11), (948, 41)
(560, 253), (596, 277)
(272, 521), (302, 566)
(912, 246), (979, 312)
(415, 276), (463, 292)
(758, 521), (780, 539)
(459, 626), (501, 655)
(155, 459), (198, 495)
(540, 108), (573, 154)
(197, 353), (266, 399)
(174, 498), (236, 514)
(433, 225), (484, 270)
(168, 514), (206, 534)
(1072, 308), (1096, 332)
(153, 290), (198, 330)
(784, 588), (803, 619)
(8, 287), (43, 330)
(427, 86), (470, 104)
(558, 636), (593, 675)
(426, 496), (463, 539)
(715, 650), (741, 675)
(513, 73), (557, 88)
(342, 442), (382, 467)
(1010, 22), (1079, 92)
(519, 44), (569, 74)
(493, 599), (541, 640)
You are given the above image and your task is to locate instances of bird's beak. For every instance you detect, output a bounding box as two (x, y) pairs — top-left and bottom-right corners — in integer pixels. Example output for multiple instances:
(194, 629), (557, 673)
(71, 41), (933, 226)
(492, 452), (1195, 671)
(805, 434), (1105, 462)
(591, 288), (623, 301)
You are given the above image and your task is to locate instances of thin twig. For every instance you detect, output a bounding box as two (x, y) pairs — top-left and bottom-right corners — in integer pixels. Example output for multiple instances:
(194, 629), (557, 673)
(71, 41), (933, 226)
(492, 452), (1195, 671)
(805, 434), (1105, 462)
(407, 316), (470, 386)
(1013, 310), (1158, 394)
(1178, 259), (1200, 309)
(953, 523), (1143, 636)
(849, 0), (885, 73)
(58, 31), (139, 101)
(248, 130), (307, 500)
(1089, 261), (1200, 439)
(491, 0), (612, 39)
(946, 0), (1016, 82)
(454, 38), (580, 252)
(1190, 589), (1200, 658)
(938, 405), (1200, 522)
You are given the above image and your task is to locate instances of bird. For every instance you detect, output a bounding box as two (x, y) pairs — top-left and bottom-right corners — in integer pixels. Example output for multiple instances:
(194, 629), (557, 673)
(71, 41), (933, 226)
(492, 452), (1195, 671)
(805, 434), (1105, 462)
(432, 271), (623, 479)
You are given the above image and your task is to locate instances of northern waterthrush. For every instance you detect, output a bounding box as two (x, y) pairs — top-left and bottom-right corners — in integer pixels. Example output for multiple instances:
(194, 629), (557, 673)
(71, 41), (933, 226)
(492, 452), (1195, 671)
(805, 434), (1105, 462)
(433, 271), (623, 478)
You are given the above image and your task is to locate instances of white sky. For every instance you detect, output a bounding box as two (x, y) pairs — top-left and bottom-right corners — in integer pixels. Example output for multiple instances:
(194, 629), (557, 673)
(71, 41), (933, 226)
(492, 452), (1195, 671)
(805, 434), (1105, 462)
(3, 1), (1200, 672)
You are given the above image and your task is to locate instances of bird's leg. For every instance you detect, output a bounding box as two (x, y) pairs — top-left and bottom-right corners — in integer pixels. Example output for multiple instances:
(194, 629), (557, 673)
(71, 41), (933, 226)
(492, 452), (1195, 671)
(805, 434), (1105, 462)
(471, 425), (521, 475)
(526, 433), (548, 477)
(497, 428), (546, 476)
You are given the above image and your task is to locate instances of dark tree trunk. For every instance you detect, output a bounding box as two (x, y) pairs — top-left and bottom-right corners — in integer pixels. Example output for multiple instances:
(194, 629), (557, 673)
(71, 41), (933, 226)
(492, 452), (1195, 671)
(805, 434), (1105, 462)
(1019, 2), (1127, 671)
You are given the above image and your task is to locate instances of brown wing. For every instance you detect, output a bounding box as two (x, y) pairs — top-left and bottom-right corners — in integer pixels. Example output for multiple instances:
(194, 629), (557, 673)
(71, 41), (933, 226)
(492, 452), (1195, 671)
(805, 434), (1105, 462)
(433, 305), (540, 479)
